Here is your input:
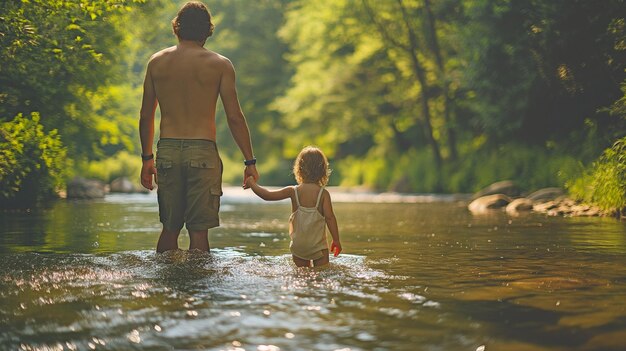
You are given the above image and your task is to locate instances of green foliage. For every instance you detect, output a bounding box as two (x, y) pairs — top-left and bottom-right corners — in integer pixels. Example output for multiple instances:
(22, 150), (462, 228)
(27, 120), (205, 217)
(457, 0), (625, 143)
(77, 150), (140, 184)
(0, 0), (154, 206)
(0, 0), (146, 158)
(0, 113), (68, 207)
(448, 143), (581, 193)
(205, 0), (293, 179)
(276, 0), (427, 165)
(336, 142), (580, 193)
(567, 137), (626, 214)
(273, 0), (624, 193)
(2, 0), (625, 204)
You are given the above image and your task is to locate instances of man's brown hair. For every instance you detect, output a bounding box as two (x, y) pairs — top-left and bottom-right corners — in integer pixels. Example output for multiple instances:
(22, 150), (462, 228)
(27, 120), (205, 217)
(172, 1), (215, 42)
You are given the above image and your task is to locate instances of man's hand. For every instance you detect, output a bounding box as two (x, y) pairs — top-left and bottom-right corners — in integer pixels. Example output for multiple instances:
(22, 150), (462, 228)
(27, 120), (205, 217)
(141, 159), (157, 190)
(243, 165), (259, 189)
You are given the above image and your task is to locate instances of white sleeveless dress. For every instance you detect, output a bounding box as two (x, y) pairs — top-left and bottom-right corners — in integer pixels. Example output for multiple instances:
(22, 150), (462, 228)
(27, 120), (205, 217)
(289, 186), (328, 260)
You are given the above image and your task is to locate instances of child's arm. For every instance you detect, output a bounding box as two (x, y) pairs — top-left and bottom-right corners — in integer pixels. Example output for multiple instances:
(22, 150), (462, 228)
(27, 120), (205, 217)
(321, 189), (341, 256)
(245, 176), (293, 201)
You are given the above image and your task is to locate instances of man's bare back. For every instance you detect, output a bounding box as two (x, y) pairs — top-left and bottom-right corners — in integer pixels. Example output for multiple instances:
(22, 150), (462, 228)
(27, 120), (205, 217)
(144, 42), (232, 141)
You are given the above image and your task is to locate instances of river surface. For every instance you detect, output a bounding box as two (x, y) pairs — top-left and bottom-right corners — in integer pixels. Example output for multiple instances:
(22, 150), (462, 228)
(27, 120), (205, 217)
(1, 188), (625, 351)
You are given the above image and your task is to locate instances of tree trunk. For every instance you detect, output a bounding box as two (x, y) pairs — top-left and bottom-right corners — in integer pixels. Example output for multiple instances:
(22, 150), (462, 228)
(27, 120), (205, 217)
(396, 0), (443, 173)
(423, 0), (457, 161)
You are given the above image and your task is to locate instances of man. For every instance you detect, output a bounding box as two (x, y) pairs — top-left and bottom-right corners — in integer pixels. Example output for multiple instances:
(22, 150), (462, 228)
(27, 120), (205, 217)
(139, 1), (258, 253)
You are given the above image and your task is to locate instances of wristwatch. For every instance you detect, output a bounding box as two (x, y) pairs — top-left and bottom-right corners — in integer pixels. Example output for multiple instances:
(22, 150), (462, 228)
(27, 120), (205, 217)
(141, 153), (154, 161)
(244, 158), (257, 166)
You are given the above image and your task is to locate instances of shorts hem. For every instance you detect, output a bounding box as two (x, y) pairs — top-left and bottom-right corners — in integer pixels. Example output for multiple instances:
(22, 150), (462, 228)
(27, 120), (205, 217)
(291, 251), (325, 261)
(186, 221), (220, 231)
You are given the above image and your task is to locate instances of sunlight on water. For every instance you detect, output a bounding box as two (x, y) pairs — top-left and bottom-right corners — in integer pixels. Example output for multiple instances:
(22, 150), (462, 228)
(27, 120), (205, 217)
(2, 248), (412, 351)
(1, 191), (626, 350)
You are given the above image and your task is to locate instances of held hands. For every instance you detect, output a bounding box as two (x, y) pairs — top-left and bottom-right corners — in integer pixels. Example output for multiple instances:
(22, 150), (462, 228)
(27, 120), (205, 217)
(140, 159), (157, 190)
(330, 241), (342, 257)
(243, 165), (259, 189)
(244, 175), (256, 189)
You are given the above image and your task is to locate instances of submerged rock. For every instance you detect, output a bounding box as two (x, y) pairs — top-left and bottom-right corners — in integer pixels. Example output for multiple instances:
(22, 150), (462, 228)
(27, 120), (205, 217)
(506, 198), (534, 215)
(66, 177), (106, 199)
(468, 194), (511, 213)
(473, 180), (521, 199)
(533, 201), (558, 212)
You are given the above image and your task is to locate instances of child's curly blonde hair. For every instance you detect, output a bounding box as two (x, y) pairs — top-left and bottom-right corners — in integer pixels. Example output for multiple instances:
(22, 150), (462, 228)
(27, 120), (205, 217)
(293, 146), (331, 186)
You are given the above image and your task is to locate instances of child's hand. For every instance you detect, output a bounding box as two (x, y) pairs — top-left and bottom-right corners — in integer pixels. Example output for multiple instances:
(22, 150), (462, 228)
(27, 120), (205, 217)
(330, 241), (342, 257)
(244, 176), (256, 189)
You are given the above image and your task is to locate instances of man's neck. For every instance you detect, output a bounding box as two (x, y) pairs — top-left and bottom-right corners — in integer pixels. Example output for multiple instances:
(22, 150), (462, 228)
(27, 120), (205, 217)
(177, 39), (205, 48)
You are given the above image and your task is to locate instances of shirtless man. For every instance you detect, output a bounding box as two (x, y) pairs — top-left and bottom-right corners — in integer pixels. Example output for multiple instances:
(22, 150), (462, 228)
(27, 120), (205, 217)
(139, 1), (258, 253)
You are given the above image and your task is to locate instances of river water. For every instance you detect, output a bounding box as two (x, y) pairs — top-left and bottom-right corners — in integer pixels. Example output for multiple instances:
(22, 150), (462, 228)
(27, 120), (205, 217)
(1, 188), (625, 351)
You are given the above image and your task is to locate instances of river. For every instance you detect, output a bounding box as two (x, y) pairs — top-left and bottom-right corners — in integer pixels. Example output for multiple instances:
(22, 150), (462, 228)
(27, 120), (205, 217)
(1, 188), (625, 351)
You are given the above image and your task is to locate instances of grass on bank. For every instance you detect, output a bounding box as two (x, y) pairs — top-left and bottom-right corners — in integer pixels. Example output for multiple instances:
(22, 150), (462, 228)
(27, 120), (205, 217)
(567, 136), (626, 216)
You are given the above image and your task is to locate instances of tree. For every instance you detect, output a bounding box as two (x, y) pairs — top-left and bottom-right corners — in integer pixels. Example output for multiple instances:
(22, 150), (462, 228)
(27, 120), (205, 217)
(456, 0), (625, 147)
(0, 113), (67, 208)
(363, 0), (443, 173)
(0, 0), (146, 204)
(0, 0), (145, 159)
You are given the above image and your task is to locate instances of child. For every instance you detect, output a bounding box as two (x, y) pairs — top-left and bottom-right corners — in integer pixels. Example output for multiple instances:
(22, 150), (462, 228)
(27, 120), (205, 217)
(244, 146), (341, 267)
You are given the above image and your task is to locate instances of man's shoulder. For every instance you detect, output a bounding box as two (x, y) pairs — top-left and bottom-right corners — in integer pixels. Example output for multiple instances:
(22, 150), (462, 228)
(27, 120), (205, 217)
(203, 50), (232, 65)
(148, 46), (176, 63)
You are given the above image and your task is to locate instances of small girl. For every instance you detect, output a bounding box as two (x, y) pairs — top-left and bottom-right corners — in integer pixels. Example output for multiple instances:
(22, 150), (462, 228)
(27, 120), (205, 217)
(245, 146), (341, 267)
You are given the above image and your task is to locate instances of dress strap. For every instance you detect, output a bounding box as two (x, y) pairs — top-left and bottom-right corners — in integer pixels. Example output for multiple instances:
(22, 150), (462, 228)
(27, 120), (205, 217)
(293, 186), (301, 207)
(314, 186), (325, 208)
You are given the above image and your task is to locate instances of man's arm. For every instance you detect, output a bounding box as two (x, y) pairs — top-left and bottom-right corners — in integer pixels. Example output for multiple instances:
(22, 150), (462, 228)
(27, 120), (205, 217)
(219, 57), (259, 186)
(139, 60), (158, 190)
(246, 177), (293, 201)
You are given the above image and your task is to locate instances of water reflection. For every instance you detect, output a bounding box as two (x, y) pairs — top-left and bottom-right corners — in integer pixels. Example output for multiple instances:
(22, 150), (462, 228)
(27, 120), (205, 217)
(0, 191), (625, 350)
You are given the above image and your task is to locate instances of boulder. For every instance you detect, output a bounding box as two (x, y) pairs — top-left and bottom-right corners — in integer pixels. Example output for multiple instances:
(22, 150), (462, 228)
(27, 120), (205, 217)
(506, 198), (534, 215)
(533, 201), (558, 212)
(526, 187), (564, 203)
(468, 194), (512, 214)
(473, 180), (521, 199)
(66, 177), (106, 199)
(110, 177), (136, 193)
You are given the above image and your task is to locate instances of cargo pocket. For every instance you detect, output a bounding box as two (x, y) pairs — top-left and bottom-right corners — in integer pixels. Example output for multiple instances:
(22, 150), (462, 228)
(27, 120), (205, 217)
(189, 155), (221, 191)
(209, 185), (223, 212)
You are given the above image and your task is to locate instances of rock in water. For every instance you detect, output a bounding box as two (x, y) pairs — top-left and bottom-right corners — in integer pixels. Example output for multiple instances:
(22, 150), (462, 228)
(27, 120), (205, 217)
(506, 198), (534, 215)
(473, 180), (521, 199)
(66, 177), (106, 199)
(469, 194), (512, 213)
(110, 177), (136, 193)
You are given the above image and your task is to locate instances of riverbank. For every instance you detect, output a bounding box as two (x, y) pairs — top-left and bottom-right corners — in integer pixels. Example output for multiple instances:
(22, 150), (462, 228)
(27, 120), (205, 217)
(467, 181), (620, 219)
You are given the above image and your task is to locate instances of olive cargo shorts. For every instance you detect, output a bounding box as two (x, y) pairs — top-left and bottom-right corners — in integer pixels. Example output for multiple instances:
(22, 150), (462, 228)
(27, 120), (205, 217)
(156, 139), (223, 231)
